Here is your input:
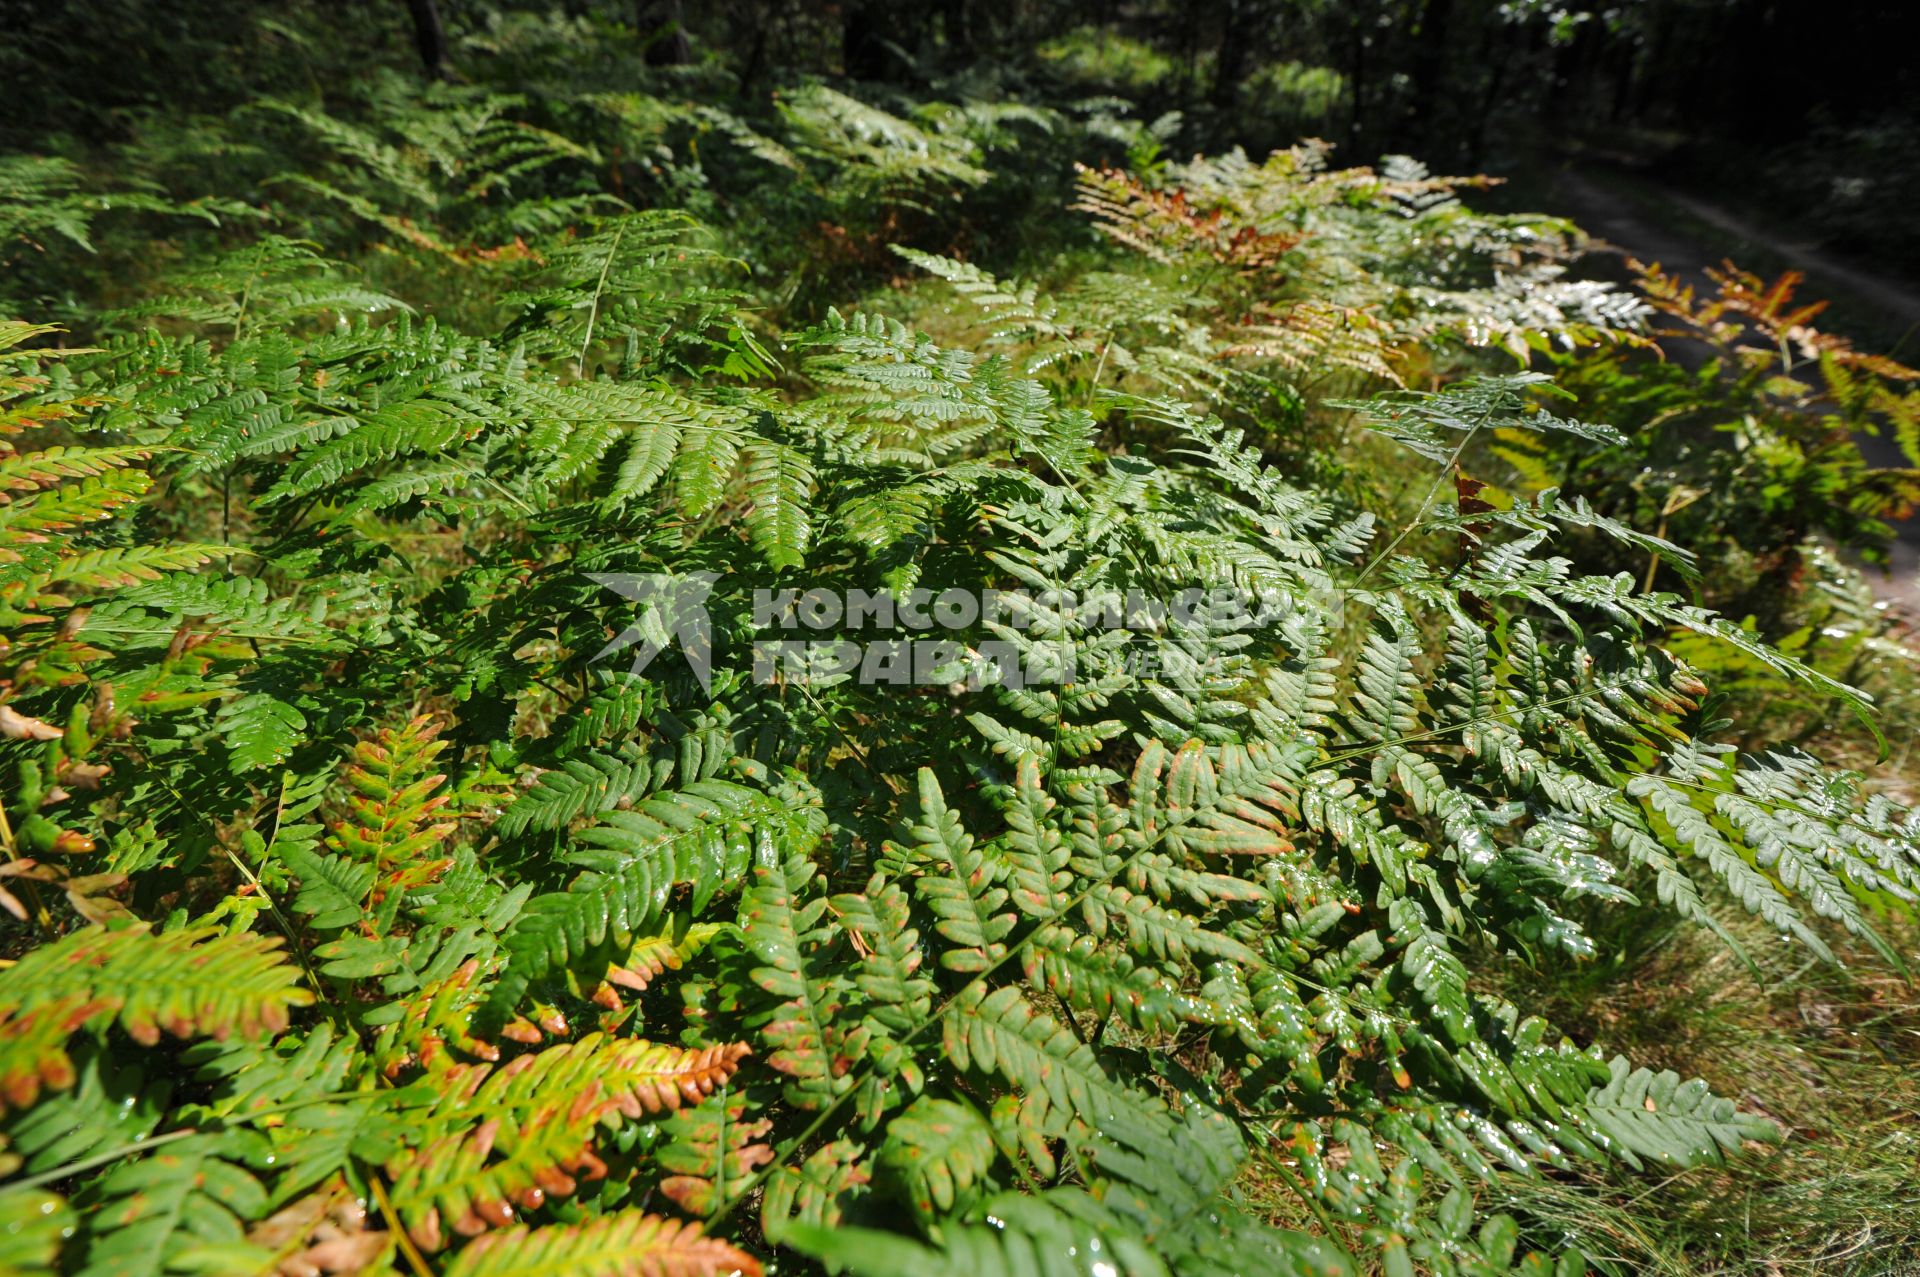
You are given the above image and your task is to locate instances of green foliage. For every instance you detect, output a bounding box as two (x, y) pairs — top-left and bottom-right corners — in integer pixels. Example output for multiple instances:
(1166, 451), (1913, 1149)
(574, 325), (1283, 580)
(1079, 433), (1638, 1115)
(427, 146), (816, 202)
(442, 1213), (760, 1277)
(1529, 262), (1920, 611)
(0, 158), (252, 319)
(2, 28), (1918, 1277)
(1071, 146), (1640, 379)
(0, 925), (311, 1115)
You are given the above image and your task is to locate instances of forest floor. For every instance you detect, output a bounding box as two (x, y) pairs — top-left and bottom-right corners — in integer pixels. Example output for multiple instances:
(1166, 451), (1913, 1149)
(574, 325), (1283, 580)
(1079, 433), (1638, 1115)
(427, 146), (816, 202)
(1534, 157), (1920, 611)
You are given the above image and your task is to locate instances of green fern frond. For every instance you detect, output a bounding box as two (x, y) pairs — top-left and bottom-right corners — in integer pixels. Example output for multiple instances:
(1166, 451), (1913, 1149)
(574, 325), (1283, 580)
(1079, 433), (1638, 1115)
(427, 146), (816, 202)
(1578, 1057), (1781, 1170)
(884, 769), (1015, 975)
(740, 853), (869, 1109)
(71, 1130), (270, 1277)
(0, 1185), (70, 1276)
(739, 438), (814, 569)
(656, 1084), (776, 1215)
(0, 925), (311, 1115)
(497, 745), (669, 838)
(442, 1210), (762, 1277)
(760, 1138), (872, 1241)
(878, 1096), (999, 1218)
(485, 782), (802, 1021)
(386, 1035), (752, 1250)
(943, 984), (1156, 1157)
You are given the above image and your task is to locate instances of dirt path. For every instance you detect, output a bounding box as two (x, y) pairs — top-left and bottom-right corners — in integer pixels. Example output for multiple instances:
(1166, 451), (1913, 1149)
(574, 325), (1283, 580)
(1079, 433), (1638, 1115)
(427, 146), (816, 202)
(1535, 161), (1920, 611)
(1546, 167), (1920, 336)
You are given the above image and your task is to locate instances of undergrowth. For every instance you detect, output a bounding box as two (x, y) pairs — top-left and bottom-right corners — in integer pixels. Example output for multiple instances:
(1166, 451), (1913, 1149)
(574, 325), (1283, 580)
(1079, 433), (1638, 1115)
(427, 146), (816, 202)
(3, 11), (1920, 1277)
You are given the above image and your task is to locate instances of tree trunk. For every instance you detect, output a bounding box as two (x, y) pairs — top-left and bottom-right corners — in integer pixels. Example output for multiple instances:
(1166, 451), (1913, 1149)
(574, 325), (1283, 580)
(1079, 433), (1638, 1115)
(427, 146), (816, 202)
(403, 0), (450, 79)
(942, 0), (973, 63)
(1210, 0), (1251, 109)
(638, 0), (693, 65)
(842, 0), (889, 80)
(736, 0), (770, 92)
(1403, 0), (1455, 151)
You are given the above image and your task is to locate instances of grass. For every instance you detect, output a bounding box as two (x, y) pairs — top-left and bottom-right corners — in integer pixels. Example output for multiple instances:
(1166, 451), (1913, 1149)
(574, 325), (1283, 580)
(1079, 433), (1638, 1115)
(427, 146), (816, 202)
(1226, 855), (1920, 1273)
(1485, 910), (1920, 1274)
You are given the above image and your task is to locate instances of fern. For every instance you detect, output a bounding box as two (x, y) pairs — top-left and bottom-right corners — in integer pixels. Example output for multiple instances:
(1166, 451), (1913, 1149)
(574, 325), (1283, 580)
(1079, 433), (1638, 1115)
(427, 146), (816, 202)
(485, 782), (806, 1022)
(7, 85), (1920, 1277)
(325, 715), (459, 898)
(879, 1096), (998, 1217)
(444, 1211), (761, 1277)
(0, 1186), (69, 1275)
(384, 1034), (752, 1250)
(656, 1084), (776, 1215)
(0, 925), (311, 1113)
(1577, 1057), (1780, 1171)
(740, 852), (872, 1110)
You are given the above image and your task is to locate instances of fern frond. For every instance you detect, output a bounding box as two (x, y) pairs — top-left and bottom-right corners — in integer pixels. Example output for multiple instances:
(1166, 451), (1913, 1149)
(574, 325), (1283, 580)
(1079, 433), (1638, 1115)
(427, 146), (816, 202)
(496, 745), (668, 838)
(831, 874), (935, 1032)
(485, 782), (800, 1021)
(0, 1185), (70, 1275)
(0, 925), (311, 1114)
(0, 469), (151, 535)
(108, 574), (346, 647)
(1578, 1057), (1780, 1170)
(760, 1139), (872, 1241)
(878, 1096), (999, 1218)
(885, 769), (1015, 974)
(739, 439), (814, 569)
(443, 1210), (761, 1277)
(386, 1034), (752, 1249)
(1629, 774), (1835, 962)
(943, 985), (1155, 1155)
(215, 691), (307, 774)
(740, 853), (867, 1109)
(326, 714), (458, 902)
(784, 1191), (1180, 1277)
(656, 1085), (776, 1215)
(72, 1130), (270, 1277)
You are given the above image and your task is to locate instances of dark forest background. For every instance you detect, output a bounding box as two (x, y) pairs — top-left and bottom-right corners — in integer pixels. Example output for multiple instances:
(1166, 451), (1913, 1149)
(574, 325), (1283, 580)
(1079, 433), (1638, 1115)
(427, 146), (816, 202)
(7, 0), (1919, 274)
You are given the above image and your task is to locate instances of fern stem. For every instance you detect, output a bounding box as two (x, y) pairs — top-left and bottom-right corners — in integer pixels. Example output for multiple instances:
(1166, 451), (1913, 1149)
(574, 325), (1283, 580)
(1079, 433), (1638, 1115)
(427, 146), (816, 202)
(9, 1091), (390, 1191)
(1357, 410), (1491, 583)
(478, 472), (537, 516)
(794, 679), (903, 796)
(373, 1174), (438, 1277)
(1642, 512), (1669, 595)
(219, 844), (342, 1018)
(231, 239), (269, 340)
(576, 218), (628, 380)
(1086, 334), (1113, 405)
